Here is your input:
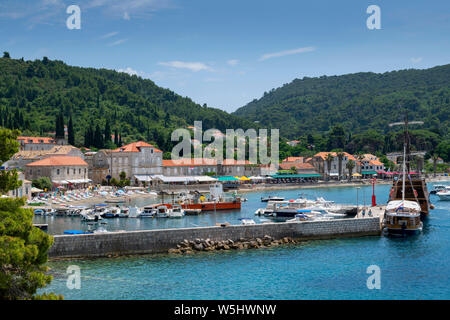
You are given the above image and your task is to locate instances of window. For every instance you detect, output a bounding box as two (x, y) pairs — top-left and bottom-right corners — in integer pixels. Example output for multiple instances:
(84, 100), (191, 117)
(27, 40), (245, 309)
(67, 168), (70, 174)
(73, 169), (76, 175)
(79, 168), (81, 174)
(57, 169), (60, 175)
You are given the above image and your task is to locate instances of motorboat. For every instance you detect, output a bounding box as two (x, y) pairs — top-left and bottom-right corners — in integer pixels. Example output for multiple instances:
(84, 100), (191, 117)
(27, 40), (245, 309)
(287, 213), (312, 222)
(167, 205), (185, 218)
(139, 206), (156, 218)
(436, 186), (450, 201)
(33, 209), (44, 216)
(261, 196), (285, 202)
(430, 184), (447, 194)
(103, 207), (120, 218)
(155, 205), (169, 218)
(239, 218), (256, 225)
(128, 206), (142, 218)
(118, 207), (130, 218)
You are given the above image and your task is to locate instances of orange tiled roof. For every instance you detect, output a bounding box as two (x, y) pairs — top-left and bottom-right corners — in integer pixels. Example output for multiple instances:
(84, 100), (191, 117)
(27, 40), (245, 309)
(222, 159), (253, 165)
(17, 136), (55, 144)
(26, 156), (88, 167)
(369, 159), (384, 166)
(112, 141), (162, 153)
(162, 158), (253, 167)
(279, 162), (315, 170)
(314, 152), (356, 161)
(163, 158), (217, 167)
(282, 157), (304, 162)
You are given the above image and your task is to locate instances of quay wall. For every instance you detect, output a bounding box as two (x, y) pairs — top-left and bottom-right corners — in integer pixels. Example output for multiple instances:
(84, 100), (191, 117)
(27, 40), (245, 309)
(48, 217), (381, 259)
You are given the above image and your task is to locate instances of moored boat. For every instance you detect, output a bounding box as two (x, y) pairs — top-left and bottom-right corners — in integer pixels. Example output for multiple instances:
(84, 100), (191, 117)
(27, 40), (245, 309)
(436, 186), (450, 201)
(383, 200), (423, 235)
(261, 196), (285, 202)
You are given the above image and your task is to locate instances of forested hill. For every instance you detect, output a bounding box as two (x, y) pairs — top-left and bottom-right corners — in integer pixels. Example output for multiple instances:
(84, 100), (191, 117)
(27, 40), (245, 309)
(233, 65), (450, 139)
(0, 55), (256, 151)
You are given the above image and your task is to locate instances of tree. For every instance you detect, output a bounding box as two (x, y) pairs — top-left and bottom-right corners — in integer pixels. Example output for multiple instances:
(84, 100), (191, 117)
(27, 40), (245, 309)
(68, 115), (74, 145)
(55, 112), (64, 139)
(336, 151), (345, 180)
(104, 119), (111, 148)
(32, 177), (52, 191)
(325, 153), (334, 181)
(346, 159), (355, 181)
(119, 171), (127, 181)
(356, 152), (365, 174)
(0, 129), (22, 194)
(3, 52), (10, 58)
(94, 124), (103, 149)
(431, 154), (439, 177)
(0, 128), (61, 299)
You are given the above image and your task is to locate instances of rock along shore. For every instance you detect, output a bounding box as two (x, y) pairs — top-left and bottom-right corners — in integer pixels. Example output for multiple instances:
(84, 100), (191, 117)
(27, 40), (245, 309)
(168, 235), (300, 255)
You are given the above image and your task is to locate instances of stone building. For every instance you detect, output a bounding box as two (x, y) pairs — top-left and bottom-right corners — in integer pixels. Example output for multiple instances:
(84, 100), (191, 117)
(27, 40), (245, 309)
(4, 145), (84, 170)
(17, 136), (56, 151)
(310, 152), (357, 179)
(89, 141), (163, 184)
(25, 156), (89, 188)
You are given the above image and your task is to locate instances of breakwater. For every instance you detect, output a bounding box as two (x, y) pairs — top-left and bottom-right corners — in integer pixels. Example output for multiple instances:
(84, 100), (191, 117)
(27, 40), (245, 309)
(48, 217), (381, 259)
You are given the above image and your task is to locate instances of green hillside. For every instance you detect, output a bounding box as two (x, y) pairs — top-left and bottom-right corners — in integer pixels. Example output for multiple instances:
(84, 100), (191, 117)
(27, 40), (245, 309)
(233, 65), (450, 139)
(0, 54), (256, 152)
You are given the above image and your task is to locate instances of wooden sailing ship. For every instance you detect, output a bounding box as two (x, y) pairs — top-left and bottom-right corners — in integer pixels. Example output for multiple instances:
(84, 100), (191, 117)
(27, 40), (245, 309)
(387, 113), (432, 218)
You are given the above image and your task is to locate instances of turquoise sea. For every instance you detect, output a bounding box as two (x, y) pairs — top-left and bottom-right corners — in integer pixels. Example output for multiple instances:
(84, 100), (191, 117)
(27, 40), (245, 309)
(39, 182), (450, 299)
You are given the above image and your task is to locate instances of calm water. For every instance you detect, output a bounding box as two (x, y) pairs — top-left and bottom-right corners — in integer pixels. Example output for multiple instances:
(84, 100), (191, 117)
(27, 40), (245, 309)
(40, 182), (450, 300)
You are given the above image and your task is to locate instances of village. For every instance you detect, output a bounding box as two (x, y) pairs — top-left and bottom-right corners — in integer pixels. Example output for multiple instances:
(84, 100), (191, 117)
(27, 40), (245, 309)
(2, 132), (446, 201)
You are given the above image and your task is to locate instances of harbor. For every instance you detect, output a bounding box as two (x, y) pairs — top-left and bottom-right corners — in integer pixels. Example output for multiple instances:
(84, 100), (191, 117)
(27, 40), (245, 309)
(39, 181), (450, 299)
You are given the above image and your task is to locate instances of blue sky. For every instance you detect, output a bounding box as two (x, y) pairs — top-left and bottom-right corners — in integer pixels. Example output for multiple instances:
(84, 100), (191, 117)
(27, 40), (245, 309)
(1, 0), (449, 112)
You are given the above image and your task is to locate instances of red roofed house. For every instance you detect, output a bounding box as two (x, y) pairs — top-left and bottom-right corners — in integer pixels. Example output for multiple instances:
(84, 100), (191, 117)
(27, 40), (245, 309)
(358, 154), (385, 178)
(162, 158), (256, 177)
(282, 157), (304, 163)
(90, 141), (163, 184)
(17, 136), (56, 151)
(311, 152), (357, 180)
(25, 156), (89, 188)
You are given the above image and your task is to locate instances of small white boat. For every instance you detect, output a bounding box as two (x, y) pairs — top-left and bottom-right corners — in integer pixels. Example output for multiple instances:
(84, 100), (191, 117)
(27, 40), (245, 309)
(139, 206), (156, 218)
(436, 186), (450, 201)
(430, 184), (447, 194)
(239, 218), (256, 225)
(167, 205), (185, 218)
(118, 207), (130, 218)
(261, 196), (285, 202)
(155, 205), (169, 218)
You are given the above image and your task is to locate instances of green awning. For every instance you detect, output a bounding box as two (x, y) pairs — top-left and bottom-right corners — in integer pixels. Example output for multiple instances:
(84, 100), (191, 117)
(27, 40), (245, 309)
(216, 176), (239, 181)
(272, 174), (321, 178)
(361, 171), (377, 175)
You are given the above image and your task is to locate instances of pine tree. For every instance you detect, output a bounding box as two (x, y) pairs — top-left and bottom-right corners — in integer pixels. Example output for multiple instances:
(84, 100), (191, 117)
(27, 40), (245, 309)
(68, 115), (75, 145)
(104, 119), (111, 147)
(114, 128), (119, 146)
(94, 124), (103, 149)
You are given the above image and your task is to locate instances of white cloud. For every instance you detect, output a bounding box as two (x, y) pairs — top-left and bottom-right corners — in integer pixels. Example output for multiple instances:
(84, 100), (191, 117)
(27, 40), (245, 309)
(109, 39), (127, 46)
(227, 59), (239, 66)
(410, 57), (423, 63)
(87, 0), (173, 19)
(158, 61), (213, 72)
(259, 46), (316, 61)
(100, 31), (119, 39)
(117, 67), (151, 78)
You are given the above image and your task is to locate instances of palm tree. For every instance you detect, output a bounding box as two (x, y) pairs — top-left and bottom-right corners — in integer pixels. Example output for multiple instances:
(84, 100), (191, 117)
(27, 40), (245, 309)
(336, 151), (345, 180)
(356, 152), (365, 174)
(325, 153), (334, 181)
(432, 153), (439, 177)
(346, 160), (355, 181)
